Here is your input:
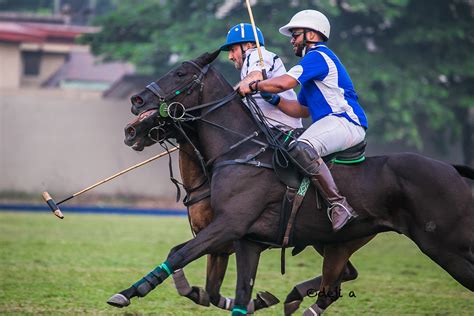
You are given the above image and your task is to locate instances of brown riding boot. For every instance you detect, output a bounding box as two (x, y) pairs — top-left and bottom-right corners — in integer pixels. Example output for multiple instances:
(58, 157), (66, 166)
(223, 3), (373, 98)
(310, 159), (357, 232)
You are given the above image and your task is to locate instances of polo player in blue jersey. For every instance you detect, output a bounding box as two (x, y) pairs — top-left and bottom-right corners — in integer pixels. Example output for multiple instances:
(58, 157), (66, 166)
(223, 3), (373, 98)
(239, 10), (368, 232)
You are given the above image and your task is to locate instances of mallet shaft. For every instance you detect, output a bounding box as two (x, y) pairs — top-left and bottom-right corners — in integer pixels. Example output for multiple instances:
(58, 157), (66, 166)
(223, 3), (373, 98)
(70, 147), (179, 198)
(42, 146), (179, 219)
(245, 0), (267, 79)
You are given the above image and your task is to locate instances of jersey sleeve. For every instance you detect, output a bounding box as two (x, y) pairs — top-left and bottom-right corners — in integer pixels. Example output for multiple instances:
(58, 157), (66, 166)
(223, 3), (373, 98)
(287, 51), (329, 85)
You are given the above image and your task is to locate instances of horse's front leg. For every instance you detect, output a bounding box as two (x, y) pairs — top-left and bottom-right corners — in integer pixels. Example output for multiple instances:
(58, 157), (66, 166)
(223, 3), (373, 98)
(232, 239), (267, 315)
(106, 216), (247, 308)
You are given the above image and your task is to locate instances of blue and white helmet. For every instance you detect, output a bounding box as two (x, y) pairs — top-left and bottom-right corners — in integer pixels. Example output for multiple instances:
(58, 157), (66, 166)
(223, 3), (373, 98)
(220, 23), (265, 51)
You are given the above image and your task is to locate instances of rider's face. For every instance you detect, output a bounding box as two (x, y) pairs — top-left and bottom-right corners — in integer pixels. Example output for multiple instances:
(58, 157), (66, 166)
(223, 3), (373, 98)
(290, 28), (306, 57)
(228, 44), (244, 70)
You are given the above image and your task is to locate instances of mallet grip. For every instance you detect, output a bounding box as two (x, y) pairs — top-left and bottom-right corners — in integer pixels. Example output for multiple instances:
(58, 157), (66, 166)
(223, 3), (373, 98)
(42, 191), (64, 219)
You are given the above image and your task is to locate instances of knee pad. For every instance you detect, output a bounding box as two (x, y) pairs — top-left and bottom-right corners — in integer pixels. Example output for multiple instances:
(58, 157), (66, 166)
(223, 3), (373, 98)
(288, 142), (321, 175)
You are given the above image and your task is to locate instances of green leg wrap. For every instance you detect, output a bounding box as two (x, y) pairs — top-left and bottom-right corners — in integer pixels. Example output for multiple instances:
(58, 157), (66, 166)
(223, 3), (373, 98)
(231, 305), (247, 315)
(133, 261), (173, 297)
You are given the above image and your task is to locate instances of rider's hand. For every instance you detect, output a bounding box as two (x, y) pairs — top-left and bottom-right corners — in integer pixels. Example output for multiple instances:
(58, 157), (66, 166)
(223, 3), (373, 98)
(260, 91), (281, 106)
(238, 82), (252, 96)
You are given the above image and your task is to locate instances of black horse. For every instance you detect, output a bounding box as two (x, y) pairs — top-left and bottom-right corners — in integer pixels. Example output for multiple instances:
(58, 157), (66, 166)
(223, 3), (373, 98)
(124, 114), (364, 314)
(109, 50), (474, 315)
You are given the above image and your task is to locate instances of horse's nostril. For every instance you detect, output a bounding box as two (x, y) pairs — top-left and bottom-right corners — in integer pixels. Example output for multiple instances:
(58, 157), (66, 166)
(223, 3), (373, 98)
(132, 95), (144, 105)
(125, 126), (136, 138)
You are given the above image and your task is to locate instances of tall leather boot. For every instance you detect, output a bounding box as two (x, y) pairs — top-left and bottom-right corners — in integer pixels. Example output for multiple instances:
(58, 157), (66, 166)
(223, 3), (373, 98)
(288, 141), (357, 232)
(310, 159), (357, 232)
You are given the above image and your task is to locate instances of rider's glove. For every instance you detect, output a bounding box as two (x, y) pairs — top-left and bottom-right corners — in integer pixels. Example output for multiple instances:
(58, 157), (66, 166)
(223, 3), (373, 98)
(260, 91), (281, 106)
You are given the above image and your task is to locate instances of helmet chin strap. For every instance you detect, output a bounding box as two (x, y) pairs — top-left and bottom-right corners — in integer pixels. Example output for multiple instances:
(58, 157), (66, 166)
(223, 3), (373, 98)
(239, 43), (247, 67)
(298, 29), (318, 57)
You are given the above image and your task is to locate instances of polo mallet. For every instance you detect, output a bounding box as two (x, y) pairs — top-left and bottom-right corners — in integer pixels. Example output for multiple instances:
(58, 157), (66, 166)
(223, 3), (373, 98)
(42, 146), (179, 219)
(245, 0), (267, 80)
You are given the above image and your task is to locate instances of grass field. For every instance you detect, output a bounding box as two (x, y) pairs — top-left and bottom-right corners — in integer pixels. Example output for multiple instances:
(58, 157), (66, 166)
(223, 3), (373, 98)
(0, 212), (472, 315)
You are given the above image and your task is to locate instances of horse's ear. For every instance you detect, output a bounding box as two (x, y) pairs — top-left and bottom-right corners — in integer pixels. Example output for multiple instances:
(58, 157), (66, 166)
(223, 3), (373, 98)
(195, 49), (221, 67)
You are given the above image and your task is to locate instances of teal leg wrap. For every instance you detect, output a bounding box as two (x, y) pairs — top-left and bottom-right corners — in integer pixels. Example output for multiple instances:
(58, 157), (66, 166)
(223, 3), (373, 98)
(231, 305), (247, 315)
(159, 261), (172, 276)
(133, 261), (173, 297)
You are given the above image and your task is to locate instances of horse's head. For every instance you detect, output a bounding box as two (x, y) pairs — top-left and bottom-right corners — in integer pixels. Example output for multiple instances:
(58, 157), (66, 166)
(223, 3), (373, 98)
(124, 50), (221, 150)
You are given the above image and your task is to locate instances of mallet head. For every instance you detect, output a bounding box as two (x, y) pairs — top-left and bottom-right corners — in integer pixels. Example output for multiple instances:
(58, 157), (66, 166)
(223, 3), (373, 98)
(42, 191), (64, 219)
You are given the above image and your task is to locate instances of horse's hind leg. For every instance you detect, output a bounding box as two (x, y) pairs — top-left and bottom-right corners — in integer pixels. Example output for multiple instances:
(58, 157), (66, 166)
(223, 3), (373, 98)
(410, 214), (474, 291)
(284, 253), (358, 315)
(301, 236), (374, 315)
(284, 238), (371, 315)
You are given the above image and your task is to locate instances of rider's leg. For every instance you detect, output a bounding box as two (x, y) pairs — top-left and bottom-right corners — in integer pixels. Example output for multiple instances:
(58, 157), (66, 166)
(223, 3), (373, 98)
(288, 141), (355, 231)
(288, 117), (365, 231)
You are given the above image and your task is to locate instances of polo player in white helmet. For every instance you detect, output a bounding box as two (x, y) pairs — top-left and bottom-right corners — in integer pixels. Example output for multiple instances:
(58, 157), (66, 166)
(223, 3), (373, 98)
(239, 10), (368, 232)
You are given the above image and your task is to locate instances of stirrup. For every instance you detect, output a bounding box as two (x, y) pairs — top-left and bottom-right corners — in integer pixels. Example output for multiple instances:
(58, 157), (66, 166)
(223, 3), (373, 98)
(326, 202), (354, 223)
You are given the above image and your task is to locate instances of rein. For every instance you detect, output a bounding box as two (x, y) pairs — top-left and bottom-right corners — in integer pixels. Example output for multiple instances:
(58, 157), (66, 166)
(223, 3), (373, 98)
(143, 61), (273, 172)
(142, 60), (296, 189)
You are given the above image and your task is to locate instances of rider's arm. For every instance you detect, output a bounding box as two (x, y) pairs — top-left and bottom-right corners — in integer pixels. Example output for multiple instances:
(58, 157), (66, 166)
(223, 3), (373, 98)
(239, 74), (310, 118)
(276, 96), (310, 118)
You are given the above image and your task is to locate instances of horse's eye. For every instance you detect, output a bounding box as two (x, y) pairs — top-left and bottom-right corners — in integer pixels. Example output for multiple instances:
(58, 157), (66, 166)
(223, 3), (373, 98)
(176, 70), (186, 77)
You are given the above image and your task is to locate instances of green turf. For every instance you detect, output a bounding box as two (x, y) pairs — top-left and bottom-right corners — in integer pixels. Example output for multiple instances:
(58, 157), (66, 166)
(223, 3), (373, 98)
(0, 212), (472, 315)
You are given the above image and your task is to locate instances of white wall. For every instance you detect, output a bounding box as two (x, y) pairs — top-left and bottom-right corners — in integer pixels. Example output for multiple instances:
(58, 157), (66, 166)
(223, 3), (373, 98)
(0, 88), (181, 200)
(0, 42), (21, 89)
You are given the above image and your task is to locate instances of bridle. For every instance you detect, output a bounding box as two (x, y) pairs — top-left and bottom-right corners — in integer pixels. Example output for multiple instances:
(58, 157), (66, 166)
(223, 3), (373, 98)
(136, 61), (211, 119)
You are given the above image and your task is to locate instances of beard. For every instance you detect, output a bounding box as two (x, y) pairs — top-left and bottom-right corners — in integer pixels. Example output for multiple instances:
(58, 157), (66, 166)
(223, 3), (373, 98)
(294, 43), (305, 57)
(232, 59), (243, 70)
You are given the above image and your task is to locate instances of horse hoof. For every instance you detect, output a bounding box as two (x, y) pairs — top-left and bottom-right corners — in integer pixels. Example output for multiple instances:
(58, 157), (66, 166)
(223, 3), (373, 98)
(283, 300), (301, 315)
(107, 293), (130, 308)
(257, 291), (280, 307)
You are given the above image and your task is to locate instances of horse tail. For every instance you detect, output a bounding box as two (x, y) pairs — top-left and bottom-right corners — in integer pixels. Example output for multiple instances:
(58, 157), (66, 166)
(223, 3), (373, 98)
(452, 164), (474, 179)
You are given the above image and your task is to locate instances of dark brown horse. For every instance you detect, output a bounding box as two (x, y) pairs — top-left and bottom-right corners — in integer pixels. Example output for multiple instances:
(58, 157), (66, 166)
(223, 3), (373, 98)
(108, 51), (473, 315)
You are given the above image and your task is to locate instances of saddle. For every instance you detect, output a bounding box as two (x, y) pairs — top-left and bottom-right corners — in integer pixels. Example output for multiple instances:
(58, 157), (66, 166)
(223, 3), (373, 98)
(273, 130), (367, 189)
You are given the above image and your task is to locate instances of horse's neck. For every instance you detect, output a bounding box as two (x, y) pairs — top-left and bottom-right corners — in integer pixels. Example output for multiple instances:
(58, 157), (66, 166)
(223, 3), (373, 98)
(178, 143), (207, 190)
(196, 70), (259, 162)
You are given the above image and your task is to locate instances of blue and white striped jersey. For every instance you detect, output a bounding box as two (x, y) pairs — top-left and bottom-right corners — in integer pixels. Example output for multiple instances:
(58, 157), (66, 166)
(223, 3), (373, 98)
(286, 44), (368, 129)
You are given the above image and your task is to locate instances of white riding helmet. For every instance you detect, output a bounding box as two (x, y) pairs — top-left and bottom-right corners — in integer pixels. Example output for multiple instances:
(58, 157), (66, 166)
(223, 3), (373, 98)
(279, 10), (330, 40)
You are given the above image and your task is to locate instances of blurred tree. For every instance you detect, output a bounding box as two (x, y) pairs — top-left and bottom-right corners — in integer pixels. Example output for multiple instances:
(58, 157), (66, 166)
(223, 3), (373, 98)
(0, 0), (53, 13)
(81, 0), (473, 164)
